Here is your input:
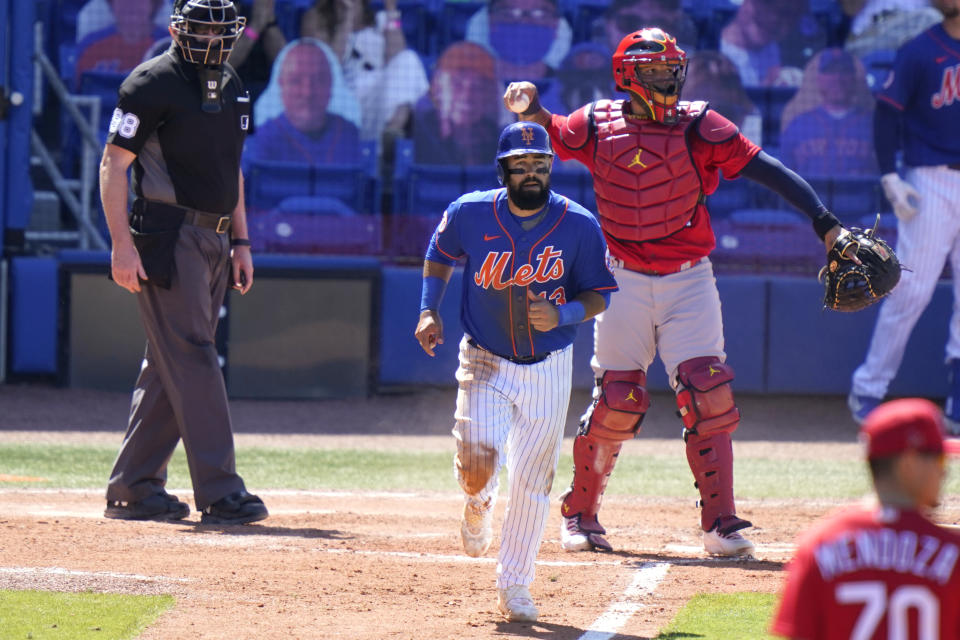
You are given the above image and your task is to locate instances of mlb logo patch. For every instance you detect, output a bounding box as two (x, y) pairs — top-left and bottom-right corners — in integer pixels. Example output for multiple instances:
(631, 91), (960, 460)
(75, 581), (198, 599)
(240, 115), (249, 130)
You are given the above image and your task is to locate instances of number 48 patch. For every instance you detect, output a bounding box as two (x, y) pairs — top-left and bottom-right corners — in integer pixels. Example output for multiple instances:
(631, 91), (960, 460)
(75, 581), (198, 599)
(109, 108), (140, 139)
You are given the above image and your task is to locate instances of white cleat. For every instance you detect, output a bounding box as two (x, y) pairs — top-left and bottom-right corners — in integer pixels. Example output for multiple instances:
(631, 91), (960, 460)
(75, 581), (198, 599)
(461, 501), (492, 557)
(560, 514), (592, 551)
(497, 584), (538, 622)
(560, 514), (612, 551)
(703, 527), (755, 557)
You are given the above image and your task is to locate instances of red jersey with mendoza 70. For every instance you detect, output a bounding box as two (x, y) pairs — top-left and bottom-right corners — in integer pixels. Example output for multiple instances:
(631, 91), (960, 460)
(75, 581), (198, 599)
(546, 99), (760, 274)
(772, 504), (960, 640)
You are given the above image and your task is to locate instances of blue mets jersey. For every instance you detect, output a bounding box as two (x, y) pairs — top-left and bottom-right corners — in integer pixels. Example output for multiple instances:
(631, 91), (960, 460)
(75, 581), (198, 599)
(429, 188), (618, 360)
(878, 23), (960, 167)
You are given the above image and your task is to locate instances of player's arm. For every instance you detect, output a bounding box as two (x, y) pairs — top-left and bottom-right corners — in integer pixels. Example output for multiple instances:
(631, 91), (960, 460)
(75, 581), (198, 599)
(874, 99), (919, 221)
(230, 168), (254, 294)
(415, 259), (455, 357)
(738, 151), (849, 253)
(527, 289), (608, 332)
(100, 143), (144, 294)
(503, 81), (552, 128)
(504, 82), (599, 169)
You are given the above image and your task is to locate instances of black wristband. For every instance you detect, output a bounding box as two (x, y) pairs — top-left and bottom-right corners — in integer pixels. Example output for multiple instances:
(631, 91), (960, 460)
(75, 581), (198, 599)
(812, 211), (842, 240)
(231, 238), (252, 247)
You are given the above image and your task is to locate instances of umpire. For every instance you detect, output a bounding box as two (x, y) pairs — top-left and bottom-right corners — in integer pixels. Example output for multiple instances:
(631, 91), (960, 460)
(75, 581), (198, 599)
(101, 0), (267, 525)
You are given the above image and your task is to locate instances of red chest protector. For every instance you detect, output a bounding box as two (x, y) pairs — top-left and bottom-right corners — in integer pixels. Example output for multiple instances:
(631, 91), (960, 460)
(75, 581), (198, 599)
(591, 99), (705, 242)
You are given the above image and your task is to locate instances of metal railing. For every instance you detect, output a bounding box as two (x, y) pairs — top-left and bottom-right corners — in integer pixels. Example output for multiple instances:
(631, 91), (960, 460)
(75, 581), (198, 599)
(27, 22), (107, 250)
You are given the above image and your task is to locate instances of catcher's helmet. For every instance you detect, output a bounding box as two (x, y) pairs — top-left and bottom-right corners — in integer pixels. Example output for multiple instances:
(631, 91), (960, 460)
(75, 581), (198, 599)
(495, 122), (554, 185)
(171, 0), (246, 65)
(612, 28), (687, 124)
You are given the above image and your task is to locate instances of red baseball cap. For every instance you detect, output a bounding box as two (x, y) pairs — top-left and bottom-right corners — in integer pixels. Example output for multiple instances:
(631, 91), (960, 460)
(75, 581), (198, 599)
(860, 398), (947, 460)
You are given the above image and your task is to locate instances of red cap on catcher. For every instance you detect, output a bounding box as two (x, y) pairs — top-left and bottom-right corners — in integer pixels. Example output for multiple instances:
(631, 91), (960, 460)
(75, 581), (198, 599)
(860, 398), (947, 460)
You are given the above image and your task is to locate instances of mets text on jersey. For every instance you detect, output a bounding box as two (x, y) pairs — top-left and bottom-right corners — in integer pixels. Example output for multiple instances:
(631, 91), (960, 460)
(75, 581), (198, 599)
(474, 246), (565, 290)
(931, 63), (960, 108)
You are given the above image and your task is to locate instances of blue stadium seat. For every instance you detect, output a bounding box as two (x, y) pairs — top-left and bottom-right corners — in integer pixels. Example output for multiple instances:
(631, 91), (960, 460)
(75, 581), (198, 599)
(438, 0), (485, 53)
(729, 208), (807, 227)
(707, 177), (754, 220)
(246, 142), (379, 214)
(566, 0), (608, 44)
(806, 176), (883, 220)
(747, 86), (798, 150)
(276, 195), (358, 217)
(403, 165), (496, 215)
(371, 0), (437, 56)
(860, 49), (896, 93)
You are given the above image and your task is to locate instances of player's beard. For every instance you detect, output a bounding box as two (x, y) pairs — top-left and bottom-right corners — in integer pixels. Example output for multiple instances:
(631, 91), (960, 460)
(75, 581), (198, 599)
(508, 177), (551, 211)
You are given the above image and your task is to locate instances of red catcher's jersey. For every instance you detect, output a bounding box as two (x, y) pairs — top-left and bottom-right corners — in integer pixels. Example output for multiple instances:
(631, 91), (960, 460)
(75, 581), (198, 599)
(548, 100), (760, 273)
(771, 505), (960, 640)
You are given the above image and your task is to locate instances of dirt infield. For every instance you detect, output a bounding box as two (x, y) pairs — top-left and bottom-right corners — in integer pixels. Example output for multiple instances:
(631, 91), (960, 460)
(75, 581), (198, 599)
(1, 384), (957, 639)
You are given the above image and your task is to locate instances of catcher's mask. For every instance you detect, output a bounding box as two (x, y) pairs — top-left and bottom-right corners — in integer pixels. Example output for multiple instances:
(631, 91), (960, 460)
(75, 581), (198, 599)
(170, 0), (246, 66)
(612, 28), (687, 124)
(495, 122), (554, 186)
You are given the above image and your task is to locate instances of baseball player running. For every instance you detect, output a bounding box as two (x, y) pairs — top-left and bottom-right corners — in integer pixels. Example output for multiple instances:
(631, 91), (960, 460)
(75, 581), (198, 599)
(414, 122), (618, 622)
(505, 28), (853, 556)
(772, 398), (960, 639)
(849, 0), (960, 434)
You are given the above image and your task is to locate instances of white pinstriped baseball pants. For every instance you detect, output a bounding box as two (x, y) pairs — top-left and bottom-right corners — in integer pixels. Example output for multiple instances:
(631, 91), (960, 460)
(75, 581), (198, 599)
(453, 335), (573, 590)
(852, 165), (960, 399)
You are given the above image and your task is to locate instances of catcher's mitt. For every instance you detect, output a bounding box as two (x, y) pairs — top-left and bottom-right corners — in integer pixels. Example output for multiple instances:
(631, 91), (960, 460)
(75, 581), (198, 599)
(819, 215), (901, 312)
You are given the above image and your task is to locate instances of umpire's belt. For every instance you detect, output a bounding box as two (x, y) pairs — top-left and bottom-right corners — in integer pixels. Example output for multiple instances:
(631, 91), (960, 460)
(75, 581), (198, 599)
(133, 199), (232, 234)
(467, 338), (551, 365)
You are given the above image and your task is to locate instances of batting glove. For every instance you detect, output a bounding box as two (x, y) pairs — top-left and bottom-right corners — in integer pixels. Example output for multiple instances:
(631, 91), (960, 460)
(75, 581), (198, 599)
(880, 172), (920, 222)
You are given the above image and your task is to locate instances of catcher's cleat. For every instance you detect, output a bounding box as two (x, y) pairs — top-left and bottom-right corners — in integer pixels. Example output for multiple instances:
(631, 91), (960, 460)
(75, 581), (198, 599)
(560, 514), (613, 552)
(460, 501), (493, 557)
(703, 516), (754, 557)
(104, 491), (190, 521)
(497, 585), (538, 622)
(849, 392), (883, 426)
(200, 490), (268, 525)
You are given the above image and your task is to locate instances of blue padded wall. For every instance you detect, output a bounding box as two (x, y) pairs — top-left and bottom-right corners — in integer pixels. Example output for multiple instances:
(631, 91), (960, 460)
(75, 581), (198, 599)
(10, 257), (58, 373)
(379, 265), (465, 385)
(767, 278), (952, 396)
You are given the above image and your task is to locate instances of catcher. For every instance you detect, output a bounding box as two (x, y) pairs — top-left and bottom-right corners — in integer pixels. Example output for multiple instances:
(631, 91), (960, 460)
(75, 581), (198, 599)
(504, 27), (898, 556)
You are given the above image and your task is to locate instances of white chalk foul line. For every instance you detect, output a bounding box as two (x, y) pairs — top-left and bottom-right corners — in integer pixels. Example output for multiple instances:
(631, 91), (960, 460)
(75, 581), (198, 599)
(577, 561), (671, 640)
(0, 566), (192, 583)
(321, 548), (623, 567)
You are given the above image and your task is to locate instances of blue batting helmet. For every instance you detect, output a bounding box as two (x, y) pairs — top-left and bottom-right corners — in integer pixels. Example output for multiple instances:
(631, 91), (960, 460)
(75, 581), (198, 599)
(496, 122), (554, 184)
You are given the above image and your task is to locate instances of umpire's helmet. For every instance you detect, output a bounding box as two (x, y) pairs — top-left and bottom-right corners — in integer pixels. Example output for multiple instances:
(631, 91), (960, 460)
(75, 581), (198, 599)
(613, 28), (687, 124)
(495, 122), (554, 185)
(171, 0), (246, 65)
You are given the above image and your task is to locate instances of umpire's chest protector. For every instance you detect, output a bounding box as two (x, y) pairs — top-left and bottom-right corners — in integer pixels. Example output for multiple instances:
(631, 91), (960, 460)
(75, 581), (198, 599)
(591, 99), (703, 242)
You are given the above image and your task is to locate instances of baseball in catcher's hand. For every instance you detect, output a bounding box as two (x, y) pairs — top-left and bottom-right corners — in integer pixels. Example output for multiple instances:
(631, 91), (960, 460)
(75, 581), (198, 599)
(504, 82), (537, 114)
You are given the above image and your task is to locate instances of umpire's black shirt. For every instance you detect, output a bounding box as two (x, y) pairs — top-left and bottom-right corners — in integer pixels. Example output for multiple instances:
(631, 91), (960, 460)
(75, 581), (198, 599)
(106, 45), (252, 215)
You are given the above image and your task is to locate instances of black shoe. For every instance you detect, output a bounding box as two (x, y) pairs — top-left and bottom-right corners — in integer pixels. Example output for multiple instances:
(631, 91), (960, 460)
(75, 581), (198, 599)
(105, 491), (190, 521)
(200, 490), (268, 525)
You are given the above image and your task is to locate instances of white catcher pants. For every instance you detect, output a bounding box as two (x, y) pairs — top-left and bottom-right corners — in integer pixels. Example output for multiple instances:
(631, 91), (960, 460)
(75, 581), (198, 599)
(592, 259), (727, 388)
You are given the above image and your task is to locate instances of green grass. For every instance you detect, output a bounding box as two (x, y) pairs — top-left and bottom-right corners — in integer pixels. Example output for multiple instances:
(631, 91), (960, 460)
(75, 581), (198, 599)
(2, 443), (959, 499)
(655, 592), (779, 639)
(0, 590), (174, 640)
